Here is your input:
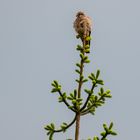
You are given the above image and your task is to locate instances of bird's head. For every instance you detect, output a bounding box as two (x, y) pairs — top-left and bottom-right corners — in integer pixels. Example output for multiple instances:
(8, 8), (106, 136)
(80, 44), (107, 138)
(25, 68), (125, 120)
(76, 11), (85, 17)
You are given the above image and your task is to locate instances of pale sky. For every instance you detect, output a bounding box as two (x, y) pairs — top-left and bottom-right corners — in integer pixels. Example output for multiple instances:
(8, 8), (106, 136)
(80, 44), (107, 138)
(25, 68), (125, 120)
(0, 0), (140, 140)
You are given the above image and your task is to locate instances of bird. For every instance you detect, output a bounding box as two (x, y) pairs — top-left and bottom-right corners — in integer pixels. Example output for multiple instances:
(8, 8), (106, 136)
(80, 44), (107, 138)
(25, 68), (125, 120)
(73, 11), (92, 47)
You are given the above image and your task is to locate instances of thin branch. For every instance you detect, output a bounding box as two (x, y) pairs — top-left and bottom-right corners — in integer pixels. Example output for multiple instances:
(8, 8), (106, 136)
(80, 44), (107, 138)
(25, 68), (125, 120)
(80, 83), (96, 112)
(80, 110), (89, 116)
(101, 132), (109, 140)
(75, 38), (86, 140)
(81, 95), (104, 115)
(58, 90), (76, 112)
(53, 115), (77, 133)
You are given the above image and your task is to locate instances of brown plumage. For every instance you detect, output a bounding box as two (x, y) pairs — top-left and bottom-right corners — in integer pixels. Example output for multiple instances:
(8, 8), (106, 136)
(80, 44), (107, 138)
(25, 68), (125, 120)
(73, 11), (92, 46)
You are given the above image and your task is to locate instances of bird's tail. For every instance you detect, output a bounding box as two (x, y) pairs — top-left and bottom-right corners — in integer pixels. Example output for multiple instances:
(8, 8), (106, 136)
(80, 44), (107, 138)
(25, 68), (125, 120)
(82, 32), (91, 53)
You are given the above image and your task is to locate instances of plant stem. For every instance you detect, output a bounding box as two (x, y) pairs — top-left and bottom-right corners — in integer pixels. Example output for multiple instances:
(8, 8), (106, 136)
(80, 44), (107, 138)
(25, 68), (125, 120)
(75, 113), (80, 140)
(80, 83), (96, 111)
(53, 115), (77, 133)
(101, 132), (108, 140)
(81, 95), (105, 115)
(58, 90), (76, 112)
(75, 38), (86, 140)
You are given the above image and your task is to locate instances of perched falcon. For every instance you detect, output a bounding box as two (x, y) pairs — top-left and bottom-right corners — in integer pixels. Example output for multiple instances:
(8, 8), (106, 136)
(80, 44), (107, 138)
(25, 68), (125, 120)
(73, 11), (92, 46)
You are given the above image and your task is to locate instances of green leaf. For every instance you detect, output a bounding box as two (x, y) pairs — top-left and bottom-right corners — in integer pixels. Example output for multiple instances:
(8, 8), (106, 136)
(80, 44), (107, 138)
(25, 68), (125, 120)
(92, 80), (96, 84)
(103, 123), (109, 132)
(51, 80), (59, 88)
(85, 36), (92, 41)
(67, 96), (73, 100)
(88, 75), (94, 80)
(98, 100), (105, 104)
(44, 125), (51, 130)
(106, 89), (111, 94)
(100, 87), (104, 93)
(51, 88), (58, 93)
(95, 102), (102, 107)
(83, 56), (88, 61)
(74, 89), (77, 97)
(84, 89), (92, 94)
(95, 95), (98, 101)
(54, 80), (58, 87)
(62, 92), (67, 98)
(103, 123), (107, 129)
(90, 95), (95, 101)
(72, 99), (76, 104)
(91, 73), (95, 79)
(80, 53), (84, 60)
(82, 78), (88, 83)
(47, 131), (51, 135)
(96, 79), (104, 85)
(75, 69), (80, 74)
(85, 44), (90, 49)
(89, 107), (95, 115)
(76, 105), (80, 111)
(51, 83), (56, 87)
(50, 123), (55, 129)
(85, 49), (90, 53)
(96, 70), (100, 79)
(68, 106), (74, 109)
(89, 111), (95, 115)
(75, 79), (80, 83)
(76, 63), (81, 68)
(84, 59), (90, 63)
(62, 122), (67, 126)
(109, 122), (113, 130)
(105, 93), (112, 98)
(93, 136), (99, 140)
(58, 96), (63, 102)
(110, 131), (117, 135)
(70, 93), (74, 98)
(98, 92), (101, 96)
(76, 98), (83, 102)
(76, 45), (83, 51)
(57, 85), (61, 91)
(61, 122), (68, 132)
(100, 132), (106, 136)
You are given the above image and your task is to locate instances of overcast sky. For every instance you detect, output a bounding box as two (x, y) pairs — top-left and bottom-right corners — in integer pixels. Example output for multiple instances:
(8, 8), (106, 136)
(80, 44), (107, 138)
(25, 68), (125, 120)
(0, 0), (140, 140)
